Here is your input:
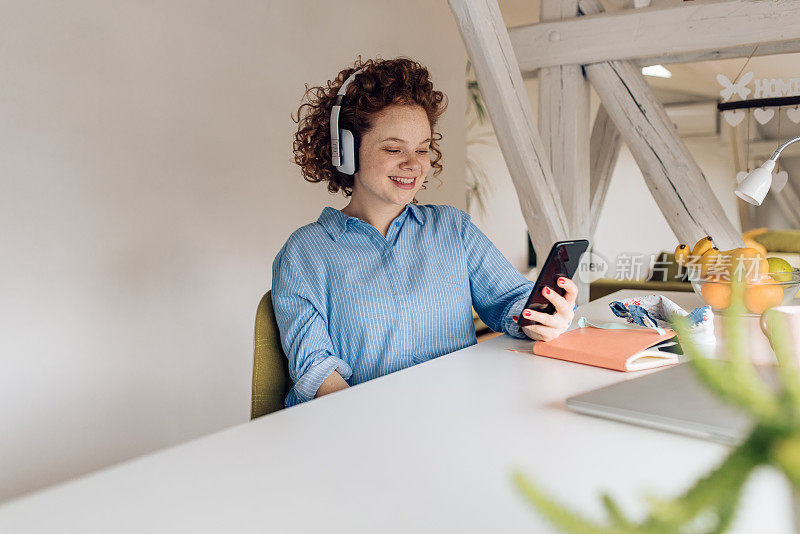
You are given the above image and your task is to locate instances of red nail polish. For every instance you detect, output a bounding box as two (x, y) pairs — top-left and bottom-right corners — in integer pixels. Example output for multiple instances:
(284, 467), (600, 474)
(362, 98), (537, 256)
(523, 310), (532, 318)
(512, 315), (519, 322)
(544, 287), (551, 295)
(558, 277), (565, 285)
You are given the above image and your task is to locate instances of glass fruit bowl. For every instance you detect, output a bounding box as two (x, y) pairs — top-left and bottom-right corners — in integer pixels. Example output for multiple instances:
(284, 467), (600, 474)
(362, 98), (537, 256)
(690, 269), (800, 316)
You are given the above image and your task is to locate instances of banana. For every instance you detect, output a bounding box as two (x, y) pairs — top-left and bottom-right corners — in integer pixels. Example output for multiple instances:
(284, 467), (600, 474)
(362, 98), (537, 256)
(742, 227), (768, 241)
(691, 236), (715, 258)
(674, 244), (690, 266)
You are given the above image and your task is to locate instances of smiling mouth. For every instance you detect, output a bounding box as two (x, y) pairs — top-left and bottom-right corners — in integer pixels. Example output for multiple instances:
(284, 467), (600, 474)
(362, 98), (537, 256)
(389, 176), (416, 184)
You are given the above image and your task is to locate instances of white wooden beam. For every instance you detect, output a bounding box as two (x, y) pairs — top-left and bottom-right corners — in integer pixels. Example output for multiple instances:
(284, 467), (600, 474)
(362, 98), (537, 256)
(447, 0), (570, 260)
(538, 0), (591, 303)
(509, 0), (800, 72)
(581, 0), (744, 250)
(589, 105), (622, 236)
(637, 41), (800, 71)
(538, 0), (590, 239)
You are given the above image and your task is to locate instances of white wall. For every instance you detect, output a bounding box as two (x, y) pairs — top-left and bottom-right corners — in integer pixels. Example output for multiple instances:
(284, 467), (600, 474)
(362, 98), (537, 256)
(0, 1), (466, 503)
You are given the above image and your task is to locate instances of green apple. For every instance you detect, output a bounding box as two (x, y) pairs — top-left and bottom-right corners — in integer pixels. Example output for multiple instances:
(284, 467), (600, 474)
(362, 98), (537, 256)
(767, 257), (793, 282)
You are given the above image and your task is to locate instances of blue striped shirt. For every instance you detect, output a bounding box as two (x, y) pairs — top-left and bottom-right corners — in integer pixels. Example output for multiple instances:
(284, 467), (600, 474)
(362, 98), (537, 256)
(271, 203), (534, 407)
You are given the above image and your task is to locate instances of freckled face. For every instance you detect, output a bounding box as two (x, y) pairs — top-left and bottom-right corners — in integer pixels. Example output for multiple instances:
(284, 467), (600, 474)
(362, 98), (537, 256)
(352, 104), (433, 209)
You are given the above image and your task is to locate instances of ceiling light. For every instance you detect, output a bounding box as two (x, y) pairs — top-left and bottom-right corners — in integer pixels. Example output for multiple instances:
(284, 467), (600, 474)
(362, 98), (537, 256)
(641, 65), (672, 78)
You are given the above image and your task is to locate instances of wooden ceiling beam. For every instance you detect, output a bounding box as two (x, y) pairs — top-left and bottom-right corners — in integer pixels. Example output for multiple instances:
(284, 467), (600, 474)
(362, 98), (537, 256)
(581, 0), (744, 250)
(538, 0), (591, 303)
(509, 0), (800, 73)
(639, 41), (800, 70)
(538, 0), (591, 240)
(588, 105), (622, 237)
(448, 0), (570, 259)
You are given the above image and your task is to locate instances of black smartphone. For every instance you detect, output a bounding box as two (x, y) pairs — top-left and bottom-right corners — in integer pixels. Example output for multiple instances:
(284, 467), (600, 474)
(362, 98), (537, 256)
(517, 239), (589, 328)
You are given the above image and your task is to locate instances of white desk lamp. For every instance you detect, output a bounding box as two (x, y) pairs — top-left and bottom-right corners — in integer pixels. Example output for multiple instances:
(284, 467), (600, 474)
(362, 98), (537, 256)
(735, 134), (800, 205)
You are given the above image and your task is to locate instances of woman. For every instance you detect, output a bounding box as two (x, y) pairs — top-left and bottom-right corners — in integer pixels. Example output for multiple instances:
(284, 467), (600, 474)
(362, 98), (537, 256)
(273, 57), (577, 407)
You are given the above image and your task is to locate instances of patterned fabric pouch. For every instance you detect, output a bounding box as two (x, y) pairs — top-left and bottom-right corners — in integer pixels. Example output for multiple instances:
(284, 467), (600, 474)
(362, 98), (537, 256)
(608, 294), (715, 346)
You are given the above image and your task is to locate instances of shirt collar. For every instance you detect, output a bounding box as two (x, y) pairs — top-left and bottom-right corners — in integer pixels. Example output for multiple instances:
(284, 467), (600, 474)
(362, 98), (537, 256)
(317, 207), (349, 241)
(317, 204), (425, 242)
(406, 203), (424, 225)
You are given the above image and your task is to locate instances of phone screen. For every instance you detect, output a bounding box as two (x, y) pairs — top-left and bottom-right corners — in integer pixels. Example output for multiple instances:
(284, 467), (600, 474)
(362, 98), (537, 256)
(517, 239), (589, 328)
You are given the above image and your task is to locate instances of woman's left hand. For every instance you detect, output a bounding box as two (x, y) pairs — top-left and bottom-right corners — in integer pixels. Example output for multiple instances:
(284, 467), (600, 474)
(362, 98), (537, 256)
(514, 277), (578, 342)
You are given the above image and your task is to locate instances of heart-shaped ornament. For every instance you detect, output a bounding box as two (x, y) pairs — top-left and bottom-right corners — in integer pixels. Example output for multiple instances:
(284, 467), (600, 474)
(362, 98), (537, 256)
(736, 171), (748, 184)
(754, 107), (774, 125)
(724, 110), (745, 127)
(772, 170), (789, 192)
(787, 107), (800, 124)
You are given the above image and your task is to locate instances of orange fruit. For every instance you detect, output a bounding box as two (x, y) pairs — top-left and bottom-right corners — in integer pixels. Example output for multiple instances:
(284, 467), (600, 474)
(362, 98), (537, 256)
(743, 281), (783, 314)
(701, 281), (732, 310)
(728, 248), (767, 282)
(703, 271), (730, 285)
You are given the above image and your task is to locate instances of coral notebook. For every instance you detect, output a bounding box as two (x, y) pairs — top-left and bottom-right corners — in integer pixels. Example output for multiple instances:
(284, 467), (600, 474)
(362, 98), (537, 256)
(532, 327), (680, 372)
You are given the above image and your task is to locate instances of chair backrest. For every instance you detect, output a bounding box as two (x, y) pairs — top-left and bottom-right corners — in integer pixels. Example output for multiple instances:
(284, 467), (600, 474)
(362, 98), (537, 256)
(251, 291), (292, 419)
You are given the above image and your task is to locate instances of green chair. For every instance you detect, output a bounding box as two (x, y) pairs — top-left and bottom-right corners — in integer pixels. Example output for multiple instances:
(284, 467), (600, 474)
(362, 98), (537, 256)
(251, 291), (292, 419)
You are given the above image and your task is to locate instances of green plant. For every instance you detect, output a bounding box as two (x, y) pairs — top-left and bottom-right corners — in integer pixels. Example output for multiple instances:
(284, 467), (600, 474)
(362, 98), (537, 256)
(465, 61), (496, 217)
(514, 282), (800, 533)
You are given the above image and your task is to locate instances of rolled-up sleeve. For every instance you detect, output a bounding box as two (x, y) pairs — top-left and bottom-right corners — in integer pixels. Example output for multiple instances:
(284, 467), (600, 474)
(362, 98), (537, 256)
(460, 211), (533, 339)
(271, 244), (353, 406)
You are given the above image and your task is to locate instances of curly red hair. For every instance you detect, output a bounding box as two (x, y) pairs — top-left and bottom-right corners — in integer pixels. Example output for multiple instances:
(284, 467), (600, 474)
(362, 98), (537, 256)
(292, 57), (448, 197)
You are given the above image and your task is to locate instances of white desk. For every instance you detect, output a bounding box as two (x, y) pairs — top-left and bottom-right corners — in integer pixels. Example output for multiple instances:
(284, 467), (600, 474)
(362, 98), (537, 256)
(0, 290), (796, 533)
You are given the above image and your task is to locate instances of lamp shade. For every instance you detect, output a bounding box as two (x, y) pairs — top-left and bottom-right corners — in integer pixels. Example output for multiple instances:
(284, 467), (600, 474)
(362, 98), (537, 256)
(735, 160), (775, 206)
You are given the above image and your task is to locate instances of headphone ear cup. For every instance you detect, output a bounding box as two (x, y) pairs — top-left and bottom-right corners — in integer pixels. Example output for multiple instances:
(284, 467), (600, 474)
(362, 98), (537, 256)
(338, 129), (357, 175)
(352, 129), (359, 175)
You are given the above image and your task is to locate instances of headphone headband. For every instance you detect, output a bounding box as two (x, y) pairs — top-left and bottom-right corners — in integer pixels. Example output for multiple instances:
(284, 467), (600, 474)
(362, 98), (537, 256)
(337, 69), (362, 96)
(330, 69), (363, 170)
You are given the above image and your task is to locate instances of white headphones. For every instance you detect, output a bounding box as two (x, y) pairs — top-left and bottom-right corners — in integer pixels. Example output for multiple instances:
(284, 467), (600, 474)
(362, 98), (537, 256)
(330, 69), (363, 175)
